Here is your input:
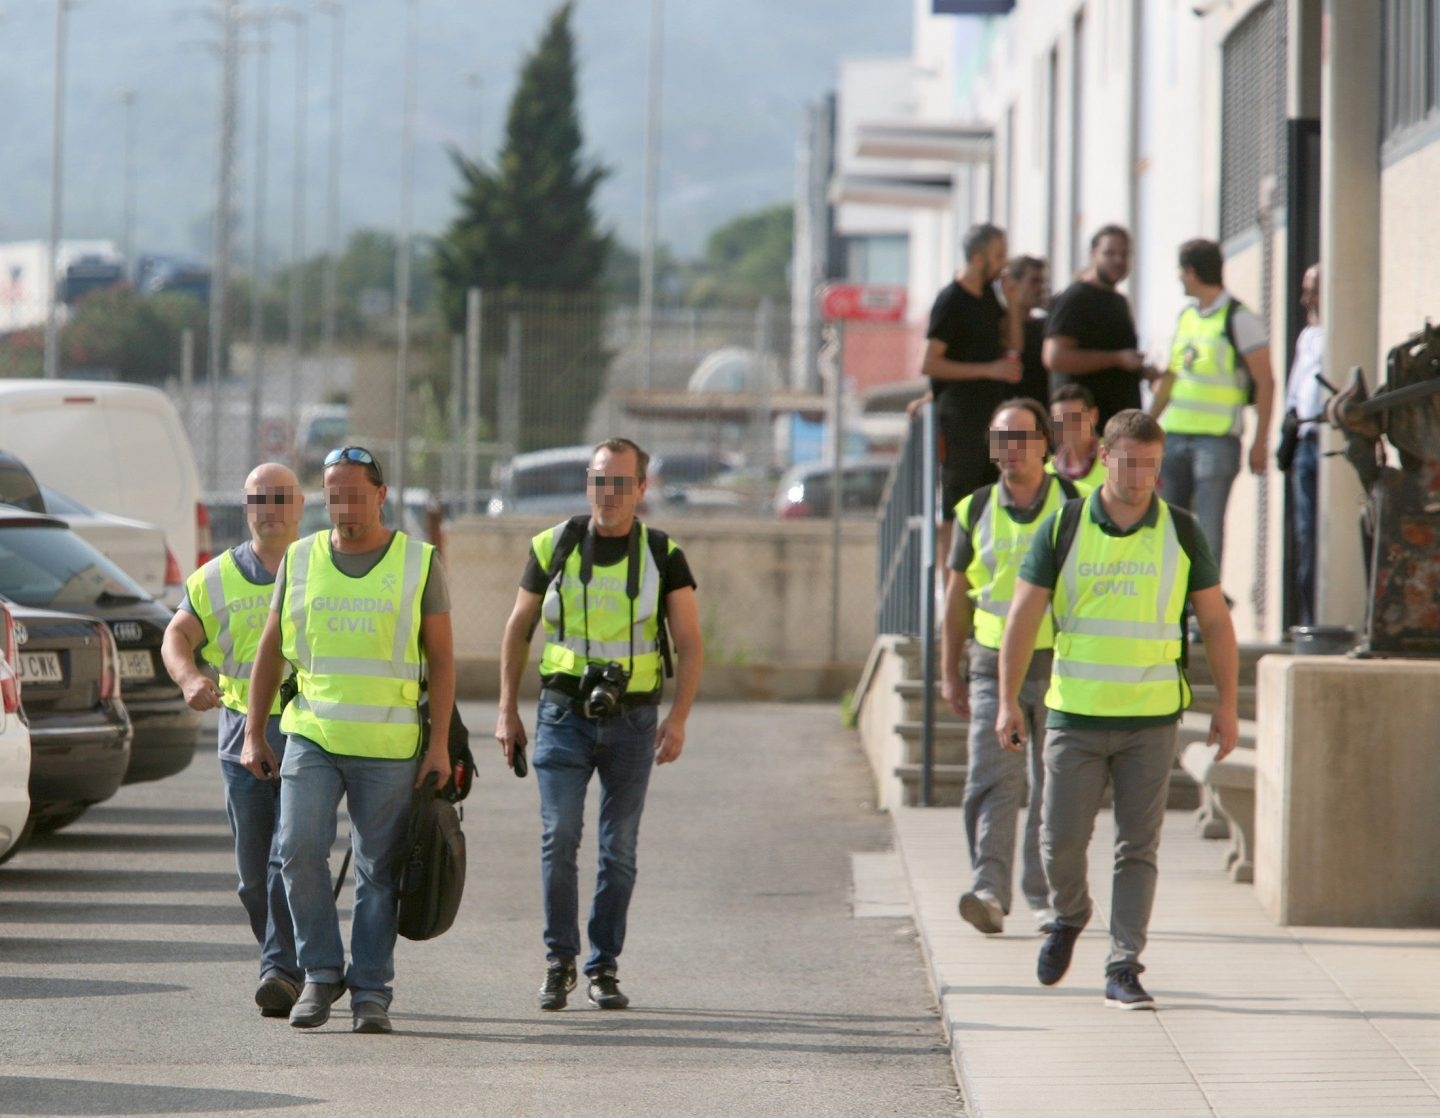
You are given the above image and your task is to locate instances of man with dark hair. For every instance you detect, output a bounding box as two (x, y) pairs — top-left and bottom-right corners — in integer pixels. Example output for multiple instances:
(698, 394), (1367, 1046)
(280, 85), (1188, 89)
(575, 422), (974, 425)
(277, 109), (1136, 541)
(1047, 384), (1107, 494)
(922, 223), (1025, 528)
(1151, 238), (1274, 568)
(496, 437), (704, 1012)
(943, 398), (1079, 936)
(1043, 226), (1157, 431)
(998, 409), (1239, 1010)
(1006, 255), (1052, 407)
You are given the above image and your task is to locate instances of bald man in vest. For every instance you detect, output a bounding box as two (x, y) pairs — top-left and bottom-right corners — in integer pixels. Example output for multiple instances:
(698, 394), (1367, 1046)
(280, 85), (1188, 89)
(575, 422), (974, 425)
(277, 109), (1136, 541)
(162, 462), (304, 1019)
(998, 410), (1239, 1010)
(497, 437), (704, 1013)
(245, 446), (455, 1035)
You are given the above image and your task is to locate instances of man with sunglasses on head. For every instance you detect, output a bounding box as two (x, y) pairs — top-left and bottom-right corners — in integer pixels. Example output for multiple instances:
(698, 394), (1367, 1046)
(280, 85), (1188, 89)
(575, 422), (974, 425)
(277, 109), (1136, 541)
(162, 462), (306, 1020)
(943, 400), (1080, 937)
(496, 437), (704, 1013)
(243, 446), (455, 1035)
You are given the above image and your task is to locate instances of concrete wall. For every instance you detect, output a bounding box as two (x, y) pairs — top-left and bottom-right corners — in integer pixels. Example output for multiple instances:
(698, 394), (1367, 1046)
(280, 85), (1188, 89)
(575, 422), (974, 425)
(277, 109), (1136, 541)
(1379, 140), (1440, 369)
(1255, 655), (1440, 926)
(443, 515), (878, 694)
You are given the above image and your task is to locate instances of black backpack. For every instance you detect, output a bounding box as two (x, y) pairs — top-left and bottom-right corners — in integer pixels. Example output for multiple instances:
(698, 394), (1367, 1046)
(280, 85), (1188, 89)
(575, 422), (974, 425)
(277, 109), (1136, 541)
(418, 691), (476, 803)
(397, 777), (467, 942)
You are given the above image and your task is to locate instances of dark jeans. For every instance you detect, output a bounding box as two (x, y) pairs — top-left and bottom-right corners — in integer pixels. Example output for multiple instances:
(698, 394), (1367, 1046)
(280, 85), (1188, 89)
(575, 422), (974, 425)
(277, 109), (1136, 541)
(534, 698), (658, 975)
(219, 729), (299, 985)
(1290, 435), (1319, 627)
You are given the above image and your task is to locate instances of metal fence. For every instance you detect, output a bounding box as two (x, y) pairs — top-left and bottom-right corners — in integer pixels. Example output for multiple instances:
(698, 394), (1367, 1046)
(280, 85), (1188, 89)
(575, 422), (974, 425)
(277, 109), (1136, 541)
(875, 404), (939, 805)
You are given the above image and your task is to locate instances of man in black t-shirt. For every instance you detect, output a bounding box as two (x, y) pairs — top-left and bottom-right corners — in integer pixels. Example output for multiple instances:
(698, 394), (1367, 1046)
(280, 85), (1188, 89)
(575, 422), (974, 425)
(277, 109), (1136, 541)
(496, 438), (703, 1014)
(1043, 225), (1161, 430)
(922, 223), (1025, 523)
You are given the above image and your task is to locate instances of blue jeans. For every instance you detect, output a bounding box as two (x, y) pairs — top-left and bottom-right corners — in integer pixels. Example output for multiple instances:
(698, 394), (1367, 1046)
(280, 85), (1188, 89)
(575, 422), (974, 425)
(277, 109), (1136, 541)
(963, 672), (1049, 915)
(277, 734), (418, 1009)
(219, 717), (298, 985)
(1159, 433), (1242, 566)
(533, 698), (657, 975)
(1290, 435), (1319, 627)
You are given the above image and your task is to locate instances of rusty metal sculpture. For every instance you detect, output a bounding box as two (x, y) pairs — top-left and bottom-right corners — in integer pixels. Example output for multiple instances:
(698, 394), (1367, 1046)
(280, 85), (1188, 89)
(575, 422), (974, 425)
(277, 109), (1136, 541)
(1326, 321), (1440, 656)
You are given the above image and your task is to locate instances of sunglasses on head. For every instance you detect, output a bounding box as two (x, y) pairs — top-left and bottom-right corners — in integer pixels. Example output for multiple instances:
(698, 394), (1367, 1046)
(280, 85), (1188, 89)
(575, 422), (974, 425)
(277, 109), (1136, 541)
(323, 446), (383, 483)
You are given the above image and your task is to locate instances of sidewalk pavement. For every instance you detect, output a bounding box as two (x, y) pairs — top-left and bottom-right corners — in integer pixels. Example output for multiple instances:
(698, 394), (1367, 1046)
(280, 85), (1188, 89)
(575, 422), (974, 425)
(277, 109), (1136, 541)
(891, 805), (1440, 1118)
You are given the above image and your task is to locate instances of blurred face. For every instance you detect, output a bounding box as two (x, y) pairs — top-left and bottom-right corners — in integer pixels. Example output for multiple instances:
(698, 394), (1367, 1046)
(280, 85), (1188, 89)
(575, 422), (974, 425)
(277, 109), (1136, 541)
(1091, 234), (1131, 287)
(973, 235), (1008, 284)
(243, 464), (302, 544)
(987, 406), (1047, 481)
(1178, 263), (1202, 298)
(324, 463), (387, 541)
(1101, 436), (1164, 507)
(1051, 399), (1098, 453)
(1300, 267), (1320, 316)
(1020, 264), (1049, 309)
(587, 446), (646, 531)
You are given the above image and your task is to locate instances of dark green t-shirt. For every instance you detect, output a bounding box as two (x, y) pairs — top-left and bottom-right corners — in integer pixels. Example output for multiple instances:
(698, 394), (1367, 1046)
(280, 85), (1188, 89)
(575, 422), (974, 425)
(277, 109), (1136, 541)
(1019, 491), (1219, 730)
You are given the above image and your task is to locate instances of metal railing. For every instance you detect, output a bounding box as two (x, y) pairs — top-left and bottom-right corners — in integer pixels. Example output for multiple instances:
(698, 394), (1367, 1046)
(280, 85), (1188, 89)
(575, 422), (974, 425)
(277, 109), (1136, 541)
(875, 403), (938, 805)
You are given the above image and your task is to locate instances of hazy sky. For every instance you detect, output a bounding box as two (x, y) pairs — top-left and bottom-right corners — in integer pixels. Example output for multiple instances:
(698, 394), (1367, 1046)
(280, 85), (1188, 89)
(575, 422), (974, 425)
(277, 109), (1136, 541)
(0, 0), (911, 263)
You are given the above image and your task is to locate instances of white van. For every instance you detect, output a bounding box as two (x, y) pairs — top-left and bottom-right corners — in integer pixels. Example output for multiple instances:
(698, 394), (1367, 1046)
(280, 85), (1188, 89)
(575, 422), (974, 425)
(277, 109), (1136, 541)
(0, 381), (208, 606)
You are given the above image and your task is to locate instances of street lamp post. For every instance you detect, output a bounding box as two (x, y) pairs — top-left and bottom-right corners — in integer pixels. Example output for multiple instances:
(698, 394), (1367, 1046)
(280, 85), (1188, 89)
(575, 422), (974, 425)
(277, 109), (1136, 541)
(208, 0), (242, 490)
(248, 15), (272, 467)
(637, 0), (663, 391)
(465, 70), (483, 156)
(43, 0), (74, 381)
(118, 87), (137, 270)
(274, 6), (308, 427)
(315, 0), (343, 401)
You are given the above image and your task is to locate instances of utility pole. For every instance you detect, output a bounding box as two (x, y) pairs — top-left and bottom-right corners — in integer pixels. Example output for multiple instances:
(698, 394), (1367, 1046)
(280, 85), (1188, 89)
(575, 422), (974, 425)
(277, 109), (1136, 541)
(316, 0), (343, 400)
(118, 87), (137, 269)
(393, 0), (418, 503)
(275, 7), (307, 425)
(248, 15), (272, 468)
(207, 0), (242, 489)
(43, 0), (72, 380)
(637, 0), (663, 391)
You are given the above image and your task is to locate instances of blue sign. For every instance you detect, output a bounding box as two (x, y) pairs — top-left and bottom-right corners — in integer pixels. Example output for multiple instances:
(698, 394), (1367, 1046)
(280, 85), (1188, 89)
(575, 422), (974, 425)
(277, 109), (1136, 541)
(933, 0), (1015, 13)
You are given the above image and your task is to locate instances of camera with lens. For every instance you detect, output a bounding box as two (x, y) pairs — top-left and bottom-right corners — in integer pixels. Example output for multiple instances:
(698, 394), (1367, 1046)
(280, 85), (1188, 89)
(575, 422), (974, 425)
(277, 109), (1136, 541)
(579, 660), (631, 719)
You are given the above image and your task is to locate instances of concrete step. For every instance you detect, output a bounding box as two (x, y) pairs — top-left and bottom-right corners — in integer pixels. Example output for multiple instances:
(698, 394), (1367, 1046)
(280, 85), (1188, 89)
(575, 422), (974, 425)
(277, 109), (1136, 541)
(894, 679), (968, 725)
(892, 763), (967, 807)
(893, 720), (969, 766)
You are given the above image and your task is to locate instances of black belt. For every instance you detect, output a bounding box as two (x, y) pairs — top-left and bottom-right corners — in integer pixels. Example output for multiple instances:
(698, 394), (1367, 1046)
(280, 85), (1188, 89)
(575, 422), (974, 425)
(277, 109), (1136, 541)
(540, 687), (660, 720)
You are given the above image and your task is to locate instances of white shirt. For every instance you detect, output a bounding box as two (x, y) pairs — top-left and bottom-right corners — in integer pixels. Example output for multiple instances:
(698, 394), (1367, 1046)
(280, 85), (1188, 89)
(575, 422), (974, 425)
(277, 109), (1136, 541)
(1285, 324), (1326, 435)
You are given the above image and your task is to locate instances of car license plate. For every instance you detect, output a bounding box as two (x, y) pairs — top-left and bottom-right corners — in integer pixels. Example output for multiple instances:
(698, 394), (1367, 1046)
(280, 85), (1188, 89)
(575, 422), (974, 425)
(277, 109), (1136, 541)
(119, 650), (155, 681)
(18, 651), (64, 683)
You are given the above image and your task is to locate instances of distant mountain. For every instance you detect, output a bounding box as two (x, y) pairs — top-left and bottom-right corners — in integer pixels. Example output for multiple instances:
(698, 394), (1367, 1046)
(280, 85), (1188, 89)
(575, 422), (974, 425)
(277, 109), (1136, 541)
(0, 0), (908, 265)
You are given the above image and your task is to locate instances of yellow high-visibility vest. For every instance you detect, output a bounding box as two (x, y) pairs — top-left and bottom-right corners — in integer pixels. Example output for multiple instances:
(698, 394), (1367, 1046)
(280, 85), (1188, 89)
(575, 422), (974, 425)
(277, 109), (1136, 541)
(279, 530), (432, 758)
(185, 550), (279, 716)
(1161, 303), (1247, 436)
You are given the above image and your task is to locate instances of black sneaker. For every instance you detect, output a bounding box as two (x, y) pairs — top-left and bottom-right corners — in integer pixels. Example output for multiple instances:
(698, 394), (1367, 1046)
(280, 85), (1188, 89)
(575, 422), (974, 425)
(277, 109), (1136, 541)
(587, 969), (629, 1010)
(1036, 922), (1083, 986)
(538, 959), (577, 1011)
(1104, 968), (1156, 1010)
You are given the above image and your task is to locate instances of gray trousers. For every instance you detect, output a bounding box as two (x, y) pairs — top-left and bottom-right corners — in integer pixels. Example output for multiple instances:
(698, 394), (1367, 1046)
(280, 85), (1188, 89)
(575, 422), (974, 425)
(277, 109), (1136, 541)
(1041, 723), (1176, 974)
(963, 673), (1049, 915)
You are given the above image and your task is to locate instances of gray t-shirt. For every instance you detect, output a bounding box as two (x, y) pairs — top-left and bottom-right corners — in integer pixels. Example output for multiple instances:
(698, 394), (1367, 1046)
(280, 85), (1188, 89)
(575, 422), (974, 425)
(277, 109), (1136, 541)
(178, 541), (283, 765)
(269, 530), (450, 615)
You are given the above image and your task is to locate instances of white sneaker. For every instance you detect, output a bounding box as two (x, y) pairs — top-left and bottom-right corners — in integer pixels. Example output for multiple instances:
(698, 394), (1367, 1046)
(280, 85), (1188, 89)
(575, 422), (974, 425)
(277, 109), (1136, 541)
(958, 889), (1004, 934)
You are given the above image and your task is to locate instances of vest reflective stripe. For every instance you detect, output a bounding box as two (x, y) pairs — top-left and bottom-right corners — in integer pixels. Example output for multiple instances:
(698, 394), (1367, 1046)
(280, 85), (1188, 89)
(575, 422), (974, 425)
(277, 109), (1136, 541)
(960, 480), (1069, 651)
(533, 520), (666, 692)
(184, 551), (278, 715)
(1046, 497), (1192, 719)
(278, 530), (431, 758)
(1161, 305), (1248, 436)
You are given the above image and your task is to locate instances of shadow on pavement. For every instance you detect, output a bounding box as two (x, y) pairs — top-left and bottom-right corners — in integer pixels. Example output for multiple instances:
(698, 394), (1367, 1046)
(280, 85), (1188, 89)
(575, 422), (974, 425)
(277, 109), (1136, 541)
(25, 832), (236, 853)
(85, 805), (229, 828)
(0, 977), (187, 1001)
(0, 936), (255, 965)
(0, 901), (243, 926)
(0, 868), (236, 893)
(0, 1076), (316, 1114)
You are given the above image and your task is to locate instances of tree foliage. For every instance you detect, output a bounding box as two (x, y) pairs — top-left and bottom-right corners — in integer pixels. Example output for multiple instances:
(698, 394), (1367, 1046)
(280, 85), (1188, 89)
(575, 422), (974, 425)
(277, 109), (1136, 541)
(59, 286), (208, 384)
(685, 203), (793, 308)
(434, 2), (611, 451)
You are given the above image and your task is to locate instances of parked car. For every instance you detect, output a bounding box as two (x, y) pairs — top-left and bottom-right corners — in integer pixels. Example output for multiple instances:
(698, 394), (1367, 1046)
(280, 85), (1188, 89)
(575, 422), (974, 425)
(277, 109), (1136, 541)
(293, 403), (350, 479)
(11, 602), (130, 836)
(487, 446), (594, 518)
(774, 458), (895, 520)
(0, 509), (198, 785)
(0, 603), (33, 864)
(0, 380), (209, 605)
(202, 492), (251, 556)
(649, 449), (744, 501)
(39, 484), (175, 603)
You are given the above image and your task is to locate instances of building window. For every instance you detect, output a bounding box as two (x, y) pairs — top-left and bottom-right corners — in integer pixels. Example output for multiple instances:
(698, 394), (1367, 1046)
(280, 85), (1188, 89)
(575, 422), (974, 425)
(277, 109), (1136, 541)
(1383, 0), (1440, 142)
(1220, 1), (1283, 243)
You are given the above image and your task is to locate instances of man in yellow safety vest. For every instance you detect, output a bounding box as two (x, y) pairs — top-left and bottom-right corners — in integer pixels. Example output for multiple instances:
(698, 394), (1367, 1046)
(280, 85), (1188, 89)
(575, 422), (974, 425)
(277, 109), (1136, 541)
(245, 446), (455, 1035)
(998, 410), (1239, 1010)
(162, 462), (304, 1019)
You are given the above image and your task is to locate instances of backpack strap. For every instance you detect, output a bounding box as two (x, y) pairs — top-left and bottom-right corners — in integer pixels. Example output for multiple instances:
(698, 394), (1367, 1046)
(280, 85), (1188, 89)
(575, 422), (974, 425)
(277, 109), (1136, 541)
(645, 524), (675, 680)
(1053, 476), (1082, 503)
(962, 484), (994, 536)
(1050, 495), (1086, 575)
(1224, 298), (1256, 400)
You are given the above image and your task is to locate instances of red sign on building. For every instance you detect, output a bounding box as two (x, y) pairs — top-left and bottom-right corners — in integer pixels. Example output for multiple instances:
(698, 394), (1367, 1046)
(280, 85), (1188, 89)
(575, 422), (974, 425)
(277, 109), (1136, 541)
(820, 283), (908, 323)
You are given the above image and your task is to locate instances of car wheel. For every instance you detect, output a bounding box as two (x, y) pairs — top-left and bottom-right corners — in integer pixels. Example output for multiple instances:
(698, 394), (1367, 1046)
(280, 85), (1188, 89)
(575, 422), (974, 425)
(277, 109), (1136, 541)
(0, 816), (36, 865)
(31, 805), (90, 835)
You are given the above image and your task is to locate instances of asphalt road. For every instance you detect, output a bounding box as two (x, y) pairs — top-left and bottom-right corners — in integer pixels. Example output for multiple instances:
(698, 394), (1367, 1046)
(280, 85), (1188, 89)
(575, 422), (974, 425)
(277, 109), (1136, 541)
(0, 701), (961, 1118)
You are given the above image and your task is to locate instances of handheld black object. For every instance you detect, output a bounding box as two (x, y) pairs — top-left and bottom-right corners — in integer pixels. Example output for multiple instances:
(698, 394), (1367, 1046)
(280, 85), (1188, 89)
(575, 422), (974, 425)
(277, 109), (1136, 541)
(1009, 732), (1022, 746)
(511, 742), (528, 778)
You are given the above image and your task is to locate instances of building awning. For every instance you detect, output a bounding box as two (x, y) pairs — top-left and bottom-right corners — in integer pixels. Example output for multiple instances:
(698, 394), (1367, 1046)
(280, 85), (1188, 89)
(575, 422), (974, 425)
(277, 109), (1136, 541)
(828, 172), (955, 210)
(855, 120), (993, 164)
(619, 390), (829, 422)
